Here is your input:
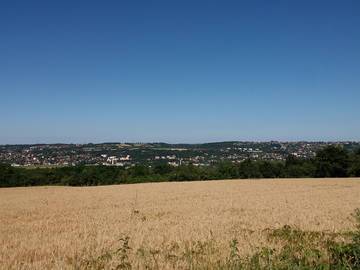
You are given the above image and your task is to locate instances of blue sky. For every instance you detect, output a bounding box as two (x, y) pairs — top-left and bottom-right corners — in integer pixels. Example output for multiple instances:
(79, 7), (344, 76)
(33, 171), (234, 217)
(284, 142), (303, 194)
(1, 0), (360, 144)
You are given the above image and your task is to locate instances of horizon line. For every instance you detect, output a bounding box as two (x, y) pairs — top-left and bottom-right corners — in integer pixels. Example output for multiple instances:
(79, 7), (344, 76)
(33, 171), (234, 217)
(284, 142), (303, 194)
(1, 140), (360, 147)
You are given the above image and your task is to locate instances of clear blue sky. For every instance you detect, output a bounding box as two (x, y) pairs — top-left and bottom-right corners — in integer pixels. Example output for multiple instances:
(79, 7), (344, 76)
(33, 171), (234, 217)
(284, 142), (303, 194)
(1, 0), (360, 144)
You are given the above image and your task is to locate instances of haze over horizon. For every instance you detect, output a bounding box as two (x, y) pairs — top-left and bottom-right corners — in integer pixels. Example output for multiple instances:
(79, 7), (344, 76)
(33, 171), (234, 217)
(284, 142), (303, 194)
(1, 1), (360, 144)
(1, 139), (360, 147)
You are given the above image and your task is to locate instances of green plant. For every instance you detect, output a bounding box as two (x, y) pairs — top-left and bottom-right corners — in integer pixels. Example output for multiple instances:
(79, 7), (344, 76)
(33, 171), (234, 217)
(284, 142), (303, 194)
(113, 236), (132, 269)
(327, 209), (360, 269)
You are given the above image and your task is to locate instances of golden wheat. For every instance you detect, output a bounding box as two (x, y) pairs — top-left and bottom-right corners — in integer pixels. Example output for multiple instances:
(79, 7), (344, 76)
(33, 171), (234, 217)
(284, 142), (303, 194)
(1, 178), (360, 269)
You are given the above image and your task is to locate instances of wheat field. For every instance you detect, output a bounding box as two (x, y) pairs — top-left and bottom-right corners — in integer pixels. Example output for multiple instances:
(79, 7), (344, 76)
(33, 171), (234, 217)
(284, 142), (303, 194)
(1, 178), (360, 269)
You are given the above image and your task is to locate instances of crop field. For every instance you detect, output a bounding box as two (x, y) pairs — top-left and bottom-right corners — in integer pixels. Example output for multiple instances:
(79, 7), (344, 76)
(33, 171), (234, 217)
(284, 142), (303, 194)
(1, 178), (360, 269)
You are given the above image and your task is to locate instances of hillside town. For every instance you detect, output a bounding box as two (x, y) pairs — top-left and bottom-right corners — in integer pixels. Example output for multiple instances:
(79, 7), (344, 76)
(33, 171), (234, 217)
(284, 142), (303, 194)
(1, 141), (359, 168)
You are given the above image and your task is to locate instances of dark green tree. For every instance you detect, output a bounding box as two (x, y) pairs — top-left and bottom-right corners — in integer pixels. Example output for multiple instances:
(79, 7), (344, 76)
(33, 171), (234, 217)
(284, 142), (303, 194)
(348, 148), (360, 177)
(238, 159), (262, 178)
(217, 162), (239, 179)
(284, 155), (316, 178)
(315, 145), (349, 177)
(258, 161), (283, 178)
(152, 163), (173, 175)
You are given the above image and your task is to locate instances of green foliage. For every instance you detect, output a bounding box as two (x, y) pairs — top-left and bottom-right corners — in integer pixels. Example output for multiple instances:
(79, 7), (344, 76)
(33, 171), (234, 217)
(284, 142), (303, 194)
(315, 145), (350, 177)
(328, 209), (360, 269)
(348, 152), (360, 177)
(151, 163), (171, 174)
(66, 236), (132, 270)
(218, 210), (360, 270)
(284, 155), (316, 178)
(258, 160), (284, 178)
(217, 162), (240, 179)
(238, 159), (262, 179)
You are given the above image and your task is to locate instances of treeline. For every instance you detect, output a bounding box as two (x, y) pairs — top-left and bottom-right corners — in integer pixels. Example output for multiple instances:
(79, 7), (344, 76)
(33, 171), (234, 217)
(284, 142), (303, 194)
(1, 145), (360, 187)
